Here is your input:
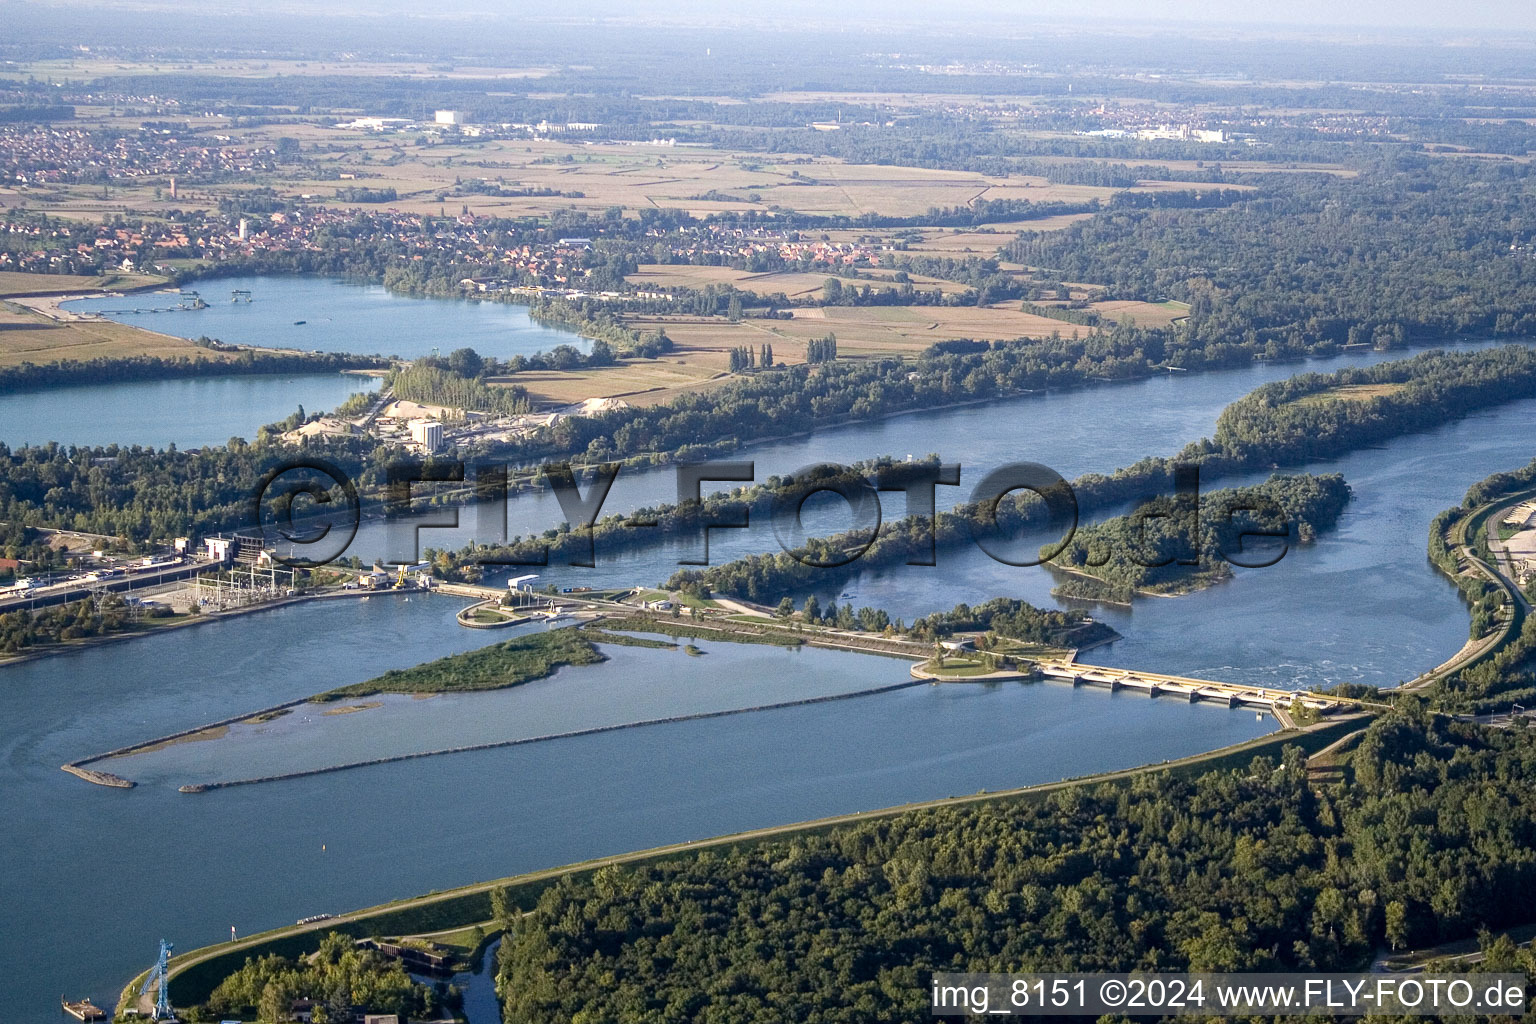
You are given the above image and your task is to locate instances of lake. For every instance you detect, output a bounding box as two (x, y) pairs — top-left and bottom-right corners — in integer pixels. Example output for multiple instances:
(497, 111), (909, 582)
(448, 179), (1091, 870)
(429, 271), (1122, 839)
(63, 274), (592, 360)
(3, 275), (595, 450)
(0, 372), (376, 450)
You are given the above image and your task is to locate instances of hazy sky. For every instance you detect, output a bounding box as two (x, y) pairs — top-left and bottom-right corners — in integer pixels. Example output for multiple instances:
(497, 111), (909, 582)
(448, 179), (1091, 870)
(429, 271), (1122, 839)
(623, 0), (1536, 33)
(41, 0), (1536, 33)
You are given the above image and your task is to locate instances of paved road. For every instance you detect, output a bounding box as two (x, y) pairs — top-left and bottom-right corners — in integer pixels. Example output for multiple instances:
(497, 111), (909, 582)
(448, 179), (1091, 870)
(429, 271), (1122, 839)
(1395, 499), (1530, 693)
(0, 559), (218, 614)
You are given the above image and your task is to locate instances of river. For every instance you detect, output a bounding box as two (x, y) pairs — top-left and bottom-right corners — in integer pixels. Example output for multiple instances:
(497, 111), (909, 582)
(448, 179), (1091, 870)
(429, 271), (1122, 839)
(0, 597), (1273, 1019)
(341, 337), (1521, 560)
(4, 334), (1533, 1020)
(340, 338), (1532, 695)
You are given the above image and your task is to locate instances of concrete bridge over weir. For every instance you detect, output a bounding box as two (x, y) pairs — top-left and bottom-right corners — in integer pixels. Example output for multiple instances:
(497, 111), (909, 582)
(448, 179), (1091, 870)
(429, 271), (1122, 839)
(1034, 660), (1343, 713)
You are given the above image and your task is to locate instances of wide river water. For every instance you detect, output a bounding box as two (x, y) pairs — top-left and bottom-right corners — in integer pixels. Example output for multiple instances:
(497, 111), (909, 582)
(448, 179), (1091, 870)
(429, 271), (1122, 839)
(3, 302), (1534, 1018)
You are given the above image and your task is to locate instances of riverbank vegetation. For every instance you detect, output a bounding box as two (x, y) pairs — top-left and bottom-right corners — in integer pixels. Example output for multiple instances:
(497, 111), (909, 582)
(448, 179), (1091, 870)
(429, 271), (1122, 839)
(663, 348), (1533, 607)
(1426, 458), (1536, 715)
(0, 594), (175, 656)
(1192, 346), (1536, 467)
(21, 32), (1536, 1024)
(0, 347), (387, 393)
(1049, 474), (1352, 602)
(1, 342), (1530, 557)
(591, 614), (805, 648)
(906, 597), (1113, 649)
(574, 626), (678, 650)
(497, 713), (1536, 1022)
(425, 456), (935, 580)
(204, 931), (451, 1023)
(314, 631), (603, 701)
(590, 595), (1111, 654)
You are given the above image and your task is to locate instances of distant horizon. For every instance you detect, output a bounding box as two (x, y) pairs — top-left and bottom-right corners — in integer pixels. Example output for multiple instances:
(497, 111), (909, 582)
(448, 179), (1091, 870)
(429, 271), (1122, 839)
(13, 0), (1536, 37)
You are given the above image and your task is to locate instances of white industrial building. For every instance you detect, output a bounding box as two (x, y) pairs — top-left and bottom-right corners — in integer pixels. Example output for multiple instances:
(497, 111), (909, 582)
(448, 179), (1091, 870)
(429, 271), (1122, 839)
(408, 419), (444, 453)
(435, 110), (466, 125)
(204, 537), (236, 563)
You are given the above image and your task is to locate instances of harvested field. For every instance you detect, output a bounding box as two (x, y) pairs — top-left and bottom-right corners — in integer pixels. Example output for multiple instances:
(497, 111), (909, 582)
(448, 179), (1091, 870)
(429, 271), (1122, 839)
(1087, 299), (1191, 327)
(0, 271), (165, 298)
(1290, 382), (1409, 407)
(0, 304), (230, 367)
(625, 265), (973, 298)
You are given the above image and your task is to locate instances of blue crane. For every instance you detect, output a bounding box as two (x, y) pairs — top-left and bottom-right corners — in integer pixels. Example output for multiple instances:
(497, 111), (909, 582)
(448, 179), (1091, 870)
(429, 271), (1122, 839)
(139, 938), (175, 1020)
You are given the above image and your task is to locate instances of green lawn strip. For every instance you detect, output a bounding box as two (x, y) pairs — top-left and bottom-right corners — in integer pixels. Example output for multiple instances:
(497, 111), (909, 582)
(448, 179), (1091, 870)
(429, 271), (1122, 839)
(597, 614), (804, 647)
(924, 659), (1005, 677)
(575, 626), (679, 649)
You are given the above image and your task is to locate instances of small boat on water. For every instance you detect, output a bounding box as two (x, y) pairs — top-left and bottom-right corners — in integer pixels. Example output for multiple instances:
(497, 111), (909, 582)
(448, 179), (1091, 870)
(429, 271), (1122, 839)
(293, 320), (307, 325)
(62, 997), (106, 1021)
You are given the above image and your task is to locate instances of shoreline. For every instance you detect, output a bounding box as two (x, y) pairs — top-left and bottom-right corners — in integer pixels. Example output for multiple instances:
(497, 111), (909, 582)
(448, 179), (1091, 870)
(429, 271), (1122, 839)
(142, 713), (1364, 1013)
(55, 589), (456, 784)
(0, 587), (387, 672)
(174, 677), (932, 794)
(1394, 485), (1536, 693)
(1046, 562), (1228, 603)
(14, 283), (1519, 456)
(59, 608), (1106, 790)
(7, 285), (383, 370)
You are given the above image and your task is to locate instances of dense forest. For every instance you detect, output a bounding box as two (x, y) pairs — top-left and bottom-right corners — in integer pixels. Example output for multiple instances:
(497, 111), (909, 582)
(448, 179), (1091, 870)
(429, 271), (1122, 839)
(1194, 346), (1536, 467)
(1009, 158), (1536, 348)
(1048, 474), (1353, 604)
(0, 437), (394, 542)
(205, 932), (450, 1023)
(496, 714), (1536, 1023)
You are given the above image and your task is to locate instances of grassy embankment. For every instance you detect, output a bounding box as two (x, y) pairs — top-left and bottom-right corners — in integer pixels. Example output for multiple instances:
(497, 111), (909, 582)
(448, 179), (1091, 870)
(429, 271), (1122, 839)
(594, 613), (806, 648)
(576, 626), (678, 649)
(311, 631), (605, 702)
(152, 714), (1365, 1011)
